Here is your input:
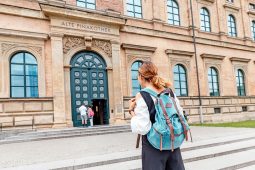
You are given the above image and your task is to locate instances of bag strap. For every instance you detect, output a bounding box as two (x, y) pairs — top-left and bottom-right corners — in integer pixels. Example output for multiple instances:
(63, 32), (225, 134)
(158, 98), (175, 152)
(169, 89), (189, 142)
(140, 91), (156, 124)
(169, 88), (175, 98)
(141, 88), (158, 98)
(135, 91), (156, 149)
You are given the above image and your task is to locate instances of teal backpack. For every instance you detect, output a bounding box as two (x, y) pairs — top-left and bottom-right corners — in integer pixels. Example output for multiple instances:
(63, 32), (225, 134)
(138, 88), (191, 151)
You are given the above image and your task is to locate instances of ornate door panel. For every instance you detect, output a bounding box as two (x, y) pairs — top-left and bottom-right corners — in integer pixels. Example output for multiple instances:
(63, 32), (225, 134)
(70, 52), (108, 127)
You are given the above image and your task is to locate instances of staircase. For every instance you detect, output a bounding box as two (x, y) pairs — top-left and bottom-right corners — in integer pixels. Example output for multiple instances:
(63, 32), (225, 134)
(4, 128), (255, 170)
(0, 125), (131, 145)
(56, 133), (255, 170)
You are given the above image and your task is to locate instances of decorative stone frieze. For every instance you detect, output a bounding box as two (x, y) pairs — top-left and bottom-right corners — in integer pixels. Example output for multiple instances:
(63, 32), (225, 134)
(122, 44), (156, 96)
(92, 39), (112, 57)
(202, 53), (225, 71)
(127, 56), (151, 63)
(201, 53), (225, 96)
(165, 49), (193, 69)
(84, 36), (92, 49)
(1, 43), (42, 56)
(230, 57), (250, 95)
(63, 36), (112, 57)
(122, 43), (156, 63)
(31, 46), (43, 56)
(63, 36), (84, 54)
(1, 43), (16, 55)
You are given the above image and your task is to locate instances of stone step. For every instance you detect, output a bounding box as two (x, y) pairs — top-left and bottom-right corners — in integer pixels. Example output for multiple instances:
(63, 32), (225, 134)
(14, 125), (130, 136)
(79, 160), (141, 170)
(4, 125), (130, 139)
(0, 125), (131, 145)
(55, 143), (255, 170)
(182, 138), (255, 162)
(8, 133), (255, 170)
(82, 149), (255, 170)
(185, 149), (255, 170)
(238, 164), (255, 170)
(0, 128), (131, 145)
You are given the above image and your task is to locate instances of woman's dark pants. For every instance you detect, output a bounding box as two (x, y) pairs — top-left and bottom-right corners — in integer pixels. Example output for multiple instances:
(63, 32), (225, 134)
(142, 136), (185, 170)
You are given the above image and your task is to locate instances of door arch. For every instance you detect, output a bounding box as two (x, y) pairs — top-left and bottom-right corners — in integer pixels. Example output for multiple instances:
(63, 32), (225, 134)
(70, 51), (109, 127)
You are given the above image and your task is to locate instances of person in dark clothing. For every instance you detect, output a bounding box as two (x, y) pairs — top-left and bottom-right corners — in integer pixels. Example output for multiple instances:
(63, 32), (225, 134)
(129, 61), (185, 170)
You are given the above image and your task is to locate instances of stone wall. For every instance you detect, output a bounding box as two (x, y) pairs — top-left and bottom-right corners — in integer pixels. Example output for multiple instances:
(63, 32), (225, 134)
(0, 98), (54, 128)
(123, 96), (255, 123)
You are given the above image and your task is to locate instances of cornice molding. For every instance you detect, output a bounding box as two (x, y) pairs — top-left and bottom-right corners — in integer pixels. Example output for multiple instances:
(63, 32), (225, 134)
(247, 10), (255, 16)
(38, 0), (65, 6)
(0, 4), (47, 20)
(201, 53), (226, 60)
(121, 44), (157, 52)
(223, 3), (240, 12)
(40, 4), (125, 26)
(196, 0), (215, 5)
(230, 57), (251, 63)
(0, 28), (48, 40)
(165, 49), (194, 57)
(49, 33), (64, 38)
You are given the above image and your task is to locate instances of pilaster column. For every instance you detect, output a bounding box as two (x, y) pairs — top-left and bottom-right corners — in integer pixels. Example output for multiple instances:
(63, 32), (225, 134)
(111, 41), (124, 123)
(64, 65), (73, 127)
(217, 0), (228, 35)
(152, 0), (164, 21)
(50, 33), (67, 127)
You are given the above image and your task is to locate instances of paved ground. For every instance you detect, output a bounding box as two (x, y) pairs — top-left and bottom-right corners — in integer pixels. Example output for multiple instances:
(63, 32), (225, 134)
(0, 126), (255, 169)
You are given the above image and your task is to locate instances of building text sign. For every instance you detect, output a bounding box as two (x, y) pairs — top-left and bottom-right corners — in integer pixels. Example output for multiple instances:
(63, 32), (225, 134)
(61, 21), (111, 33)
(52, 19), (117, 34)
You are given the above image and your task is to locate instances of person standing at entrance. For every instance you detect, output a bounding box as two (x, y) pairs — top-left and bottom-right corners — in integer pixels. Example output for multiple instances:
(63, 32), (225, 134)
(129, 61), (185, 170)
(88, 106), (94, 127)
(79, 102), (88, 127)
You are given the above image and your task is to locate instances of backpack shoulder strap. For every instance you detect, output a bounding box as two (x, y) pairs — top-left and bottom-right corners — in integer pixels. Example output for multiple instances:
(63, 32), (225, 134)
(136, 91), (156, 149)
(141, 88), (158, 98)
(169, 88), (175, 98)
(140, 91), (156, 124)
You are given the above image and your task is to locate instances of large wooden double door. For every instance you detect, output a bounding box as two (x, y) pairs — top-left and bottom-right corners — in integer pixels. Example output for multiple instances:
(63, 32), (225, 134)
(70, 51), (109, 127)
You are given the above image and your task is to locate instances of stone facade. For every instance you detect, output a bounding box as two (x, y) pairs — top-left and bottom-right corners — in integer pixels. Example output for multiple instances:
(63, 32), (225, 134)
(0, 0), (255, 128)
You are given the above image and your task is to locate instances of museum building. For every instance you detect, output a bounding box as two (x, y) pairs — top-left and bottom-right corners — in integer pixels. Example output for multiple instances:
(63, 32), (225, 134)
(0, 0), (255, 128)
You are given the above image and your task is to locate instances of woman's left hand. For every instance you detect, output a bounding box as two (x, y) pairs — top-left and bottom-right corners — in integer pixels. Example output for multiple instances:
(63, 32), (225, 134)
(129, 98), (136, 111)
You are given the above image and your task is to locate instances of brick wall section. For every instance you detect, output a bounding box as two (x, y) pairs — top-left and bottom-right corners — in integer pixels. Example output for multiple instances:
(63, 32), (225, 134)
(0, 0), (41, 10)
(96, 0), (123, 13)
(66, 0), (76, 6)
(0, 98), (54, 128)
(123, 96), (255, 123)
(65, 0), (123, 13)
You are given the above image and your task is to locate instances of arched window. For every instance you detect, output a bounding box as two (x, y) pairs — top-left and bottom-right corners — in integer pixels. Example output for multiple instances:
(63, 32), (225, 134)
(228, 15), (237, 37)
(77, 0), (96, 9)
(236, 69), (246, 96)
(10, 52), (38, 98)
(131, 61), (142, 96)
(251, 21), (255, 40)
(174, 64), (188, 96)
(167, 0), (180, 26)
(208, 67), (220, 96)
(200, 7), (211, 32)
